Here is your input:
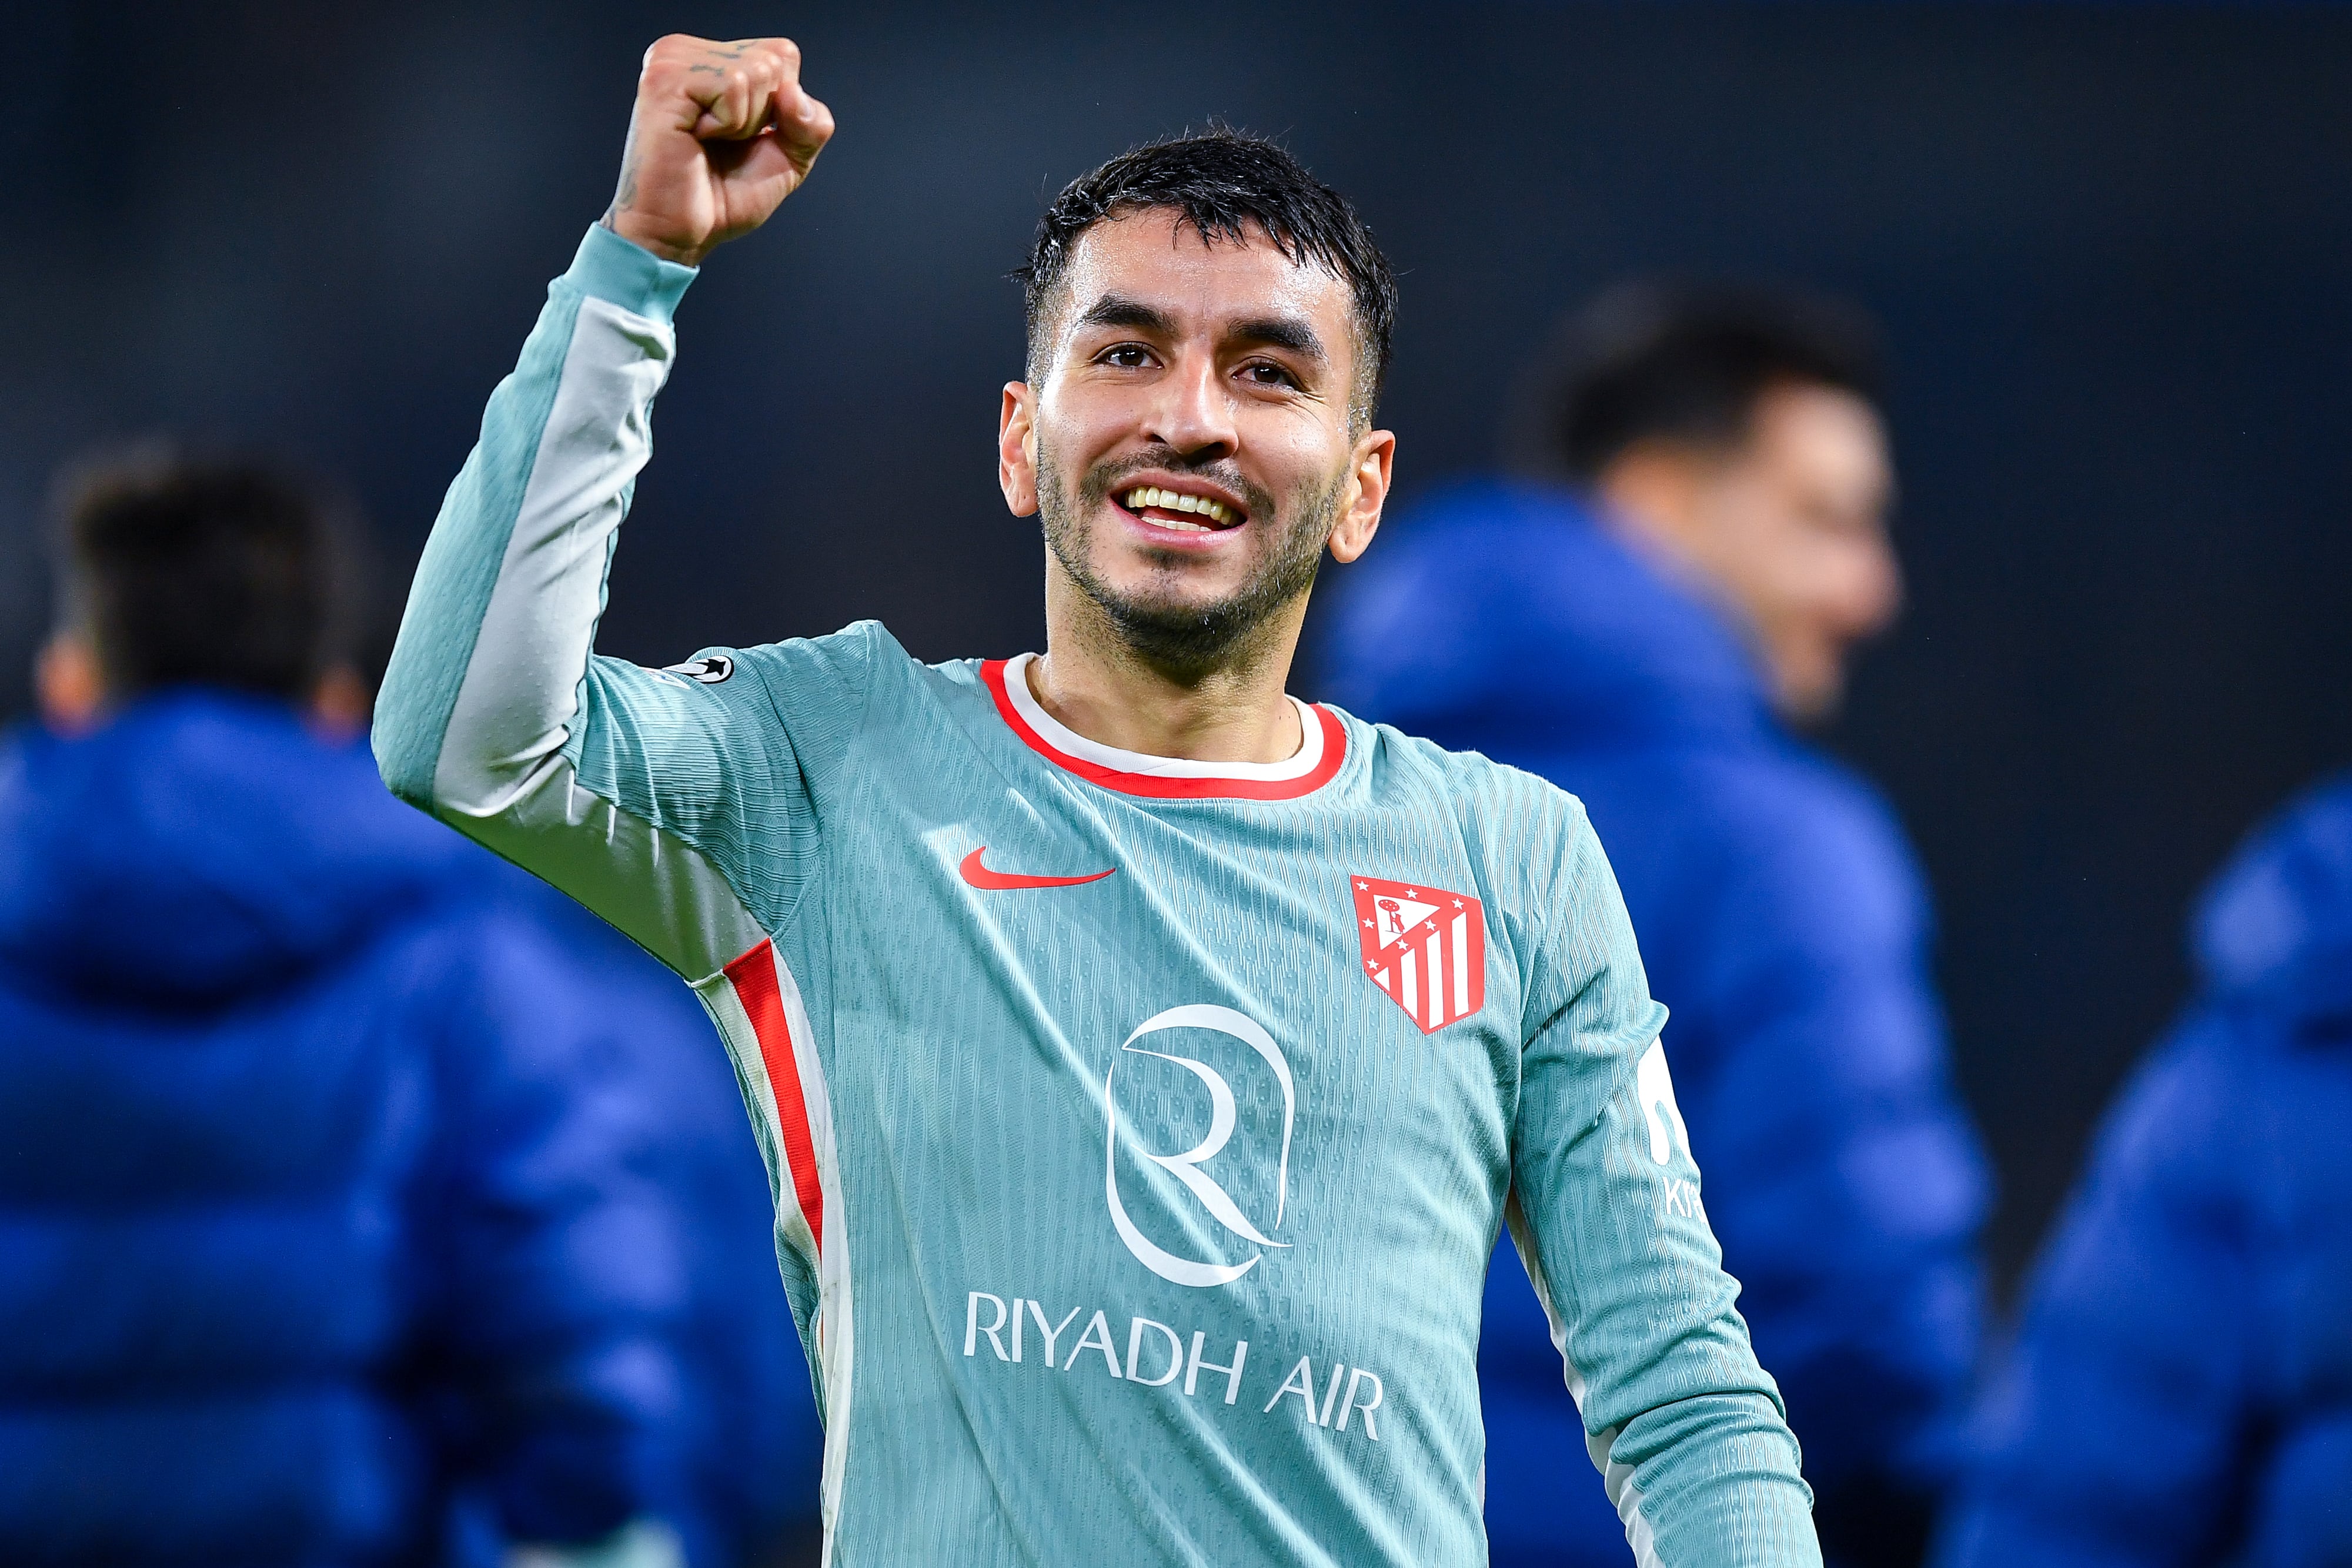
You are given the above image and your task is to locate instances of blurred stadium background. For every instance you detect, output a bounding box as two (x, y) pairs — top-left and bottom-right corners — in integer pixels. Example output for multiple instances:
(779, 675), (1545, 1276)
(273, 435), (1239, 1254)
(5, 0), (2348, 1308)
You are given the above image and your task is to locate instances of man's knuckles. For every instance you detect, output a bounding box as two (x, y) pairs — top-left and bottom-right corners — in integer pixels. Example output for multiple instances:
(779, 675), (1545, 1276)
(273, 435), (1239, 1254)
(643, 35), (800, 71)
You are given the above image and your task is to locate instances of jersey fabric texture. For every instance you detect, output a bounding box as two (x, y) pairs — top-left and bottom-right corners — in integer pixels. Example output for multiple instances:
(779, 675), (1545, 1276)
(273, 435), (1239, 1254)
(1933, 772), (2352, 1568)
(375, 224), (1821, 1568)
(1316, 482), (1988, 1567)
(0, 692), (681, 1566)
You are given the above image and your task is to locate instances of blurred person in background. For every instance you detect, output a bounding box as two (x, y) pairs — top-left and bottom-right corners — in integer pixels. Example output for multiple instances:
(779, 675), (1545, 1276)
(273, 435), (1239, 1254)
(0, 451), (818, 1568)
(1933, 775), (2352, 1568)
(1321, 283), (1989, 1565)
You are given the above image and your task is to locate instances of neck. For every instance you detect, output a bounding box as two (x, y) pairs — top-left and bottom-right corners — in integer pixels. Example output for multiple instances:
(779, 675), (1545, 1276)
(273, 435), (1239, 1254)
(1598, 504), (1812, 721)
(1031, 567), (1309, 764)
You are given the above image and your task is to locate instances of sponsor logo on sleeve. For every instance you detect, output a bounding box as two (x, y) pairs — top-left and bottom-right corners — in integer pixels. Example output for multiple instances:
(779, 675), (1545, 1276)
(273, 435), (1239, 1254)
(660, 653), (735, 684)
(1636, 1037), (1705, 1220)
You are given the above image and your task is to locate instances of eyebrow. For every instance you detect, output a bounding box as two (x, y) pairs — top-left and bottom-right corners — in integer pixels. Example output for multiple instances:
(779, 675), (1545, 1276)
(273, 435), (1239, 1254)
(1227, 315), (1328, 366)
(1072, 295), (1178, 337)
(1070, 295), (1329, 367)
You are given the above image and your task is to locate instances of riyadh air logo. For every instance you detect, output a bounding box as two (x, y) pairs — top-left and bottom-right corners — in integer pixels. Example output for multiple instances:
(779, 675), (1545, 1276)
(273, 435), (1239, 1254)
(1353, 874), (1486, 1033)
(1104, 1004), (1296, 1288)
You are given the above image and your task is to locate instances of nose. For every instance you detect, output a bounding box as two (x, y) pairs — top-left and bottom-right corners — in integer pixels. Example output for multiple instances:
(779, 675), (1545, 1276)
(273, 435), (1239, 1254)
(1144, 349), (1238, 462)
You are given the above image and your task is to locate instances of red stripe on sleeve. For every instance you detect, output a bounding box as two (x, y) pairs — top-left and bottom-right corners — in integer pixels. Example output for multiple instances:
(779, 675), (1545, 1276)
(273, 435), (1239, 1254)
(725, 940), (824, 1255)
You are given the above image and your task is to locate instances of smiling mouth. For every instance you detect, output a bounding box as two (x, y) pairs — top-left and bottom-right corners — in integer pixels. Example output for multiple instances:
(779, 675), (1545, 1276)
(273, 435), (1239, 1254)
(1117, 485), (1245, 534)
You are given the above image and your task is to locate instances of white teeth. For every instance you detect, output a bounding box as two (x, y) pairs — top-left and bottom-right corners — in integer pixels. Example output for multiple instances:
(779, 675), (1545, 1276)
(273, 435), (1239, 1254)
(1122, 486), (1237, 527)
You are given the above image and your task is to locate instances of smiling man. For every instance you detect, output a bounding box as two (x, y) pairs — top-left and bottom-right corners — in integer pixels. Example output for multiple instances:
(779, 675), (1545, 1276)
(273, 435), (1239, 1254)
(376, 34), (1818, 1568)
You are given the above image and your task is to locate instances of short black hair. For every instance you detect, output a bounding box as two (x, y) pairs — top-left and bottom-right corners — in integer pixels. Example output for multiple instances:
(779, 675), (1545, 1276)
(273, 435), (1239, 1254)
(1509, 280), (1886, 483)
(1014, 128), (1398, 426)
(52, 448), (359, 703)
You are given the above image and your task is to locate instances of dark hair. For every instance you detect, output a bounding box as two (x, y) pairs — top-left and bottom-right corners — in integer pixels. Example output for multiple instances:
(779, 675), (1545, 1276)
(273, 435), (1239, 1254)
(1014, 128), (1398, 426)
(52, 448), (359, 702)
(1509, 280), (1886, 483)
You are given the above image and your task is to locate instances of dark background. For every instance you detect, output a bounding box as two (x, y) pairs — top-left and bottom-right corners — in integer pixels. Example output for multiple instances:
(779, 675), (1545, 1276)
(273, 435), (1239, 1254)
(5, 1), (2348, 1292)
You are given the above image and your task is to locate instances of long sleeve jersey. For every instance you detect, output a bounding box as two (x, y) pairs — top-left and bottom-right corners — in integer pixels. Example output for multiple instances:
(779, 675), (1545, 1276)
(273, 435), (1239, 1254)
(374, 223), (1820, 1568)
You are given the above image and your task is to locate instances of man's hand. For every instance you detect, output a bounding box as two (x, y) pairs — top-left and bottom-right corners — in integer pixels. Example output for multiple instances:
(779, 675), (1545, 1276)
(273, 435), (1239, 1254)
(603, 35), (833, 268)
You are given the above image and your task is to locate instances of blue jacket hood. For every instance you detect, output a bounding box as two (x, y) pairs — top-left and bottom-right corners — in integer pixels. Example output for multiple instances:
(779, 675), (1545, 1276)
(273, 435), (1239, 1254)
(0, 691), (470, 1005)
(2194, 770), (2352, 1035)
(1323, 479), (1775, 754)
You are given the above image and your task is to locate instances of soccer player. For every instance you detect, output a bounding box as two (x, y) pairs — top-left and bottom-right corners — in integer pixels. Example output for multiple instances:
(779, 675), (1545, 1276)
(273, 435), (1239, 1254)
(376, 35), (1819, 1567)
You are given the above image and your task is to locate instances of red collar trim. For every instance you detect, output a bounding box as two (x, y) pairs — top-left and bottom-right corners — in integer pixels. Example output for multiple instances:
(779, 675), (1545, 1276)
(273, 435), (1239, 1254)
(981, 657), (1348, 801)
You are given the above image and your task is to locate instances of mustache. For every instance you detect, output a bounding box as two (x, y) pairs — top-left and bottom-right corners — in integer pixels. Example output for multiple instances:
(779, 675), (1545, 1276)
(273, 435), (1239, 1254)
(1075, 448), (1278, 521)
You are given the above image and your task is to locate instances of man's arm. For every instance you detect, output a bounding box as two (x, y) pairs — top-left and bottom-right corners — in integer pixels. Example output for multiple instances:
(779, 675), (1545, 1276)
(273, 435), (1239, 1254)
(1505, 801), (1820, 1568)
(408, 911), (688, 1559)
(374, 38), (838, 978)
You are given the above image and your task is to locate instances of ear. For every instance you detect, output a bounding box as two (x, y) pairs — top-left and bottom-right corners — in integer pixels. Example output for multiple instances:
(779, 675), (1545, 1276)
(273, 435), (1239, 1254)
(1596, 444), (1709, 553)
(1325, 426), (1398, 565)
(35, 632), (104, 733)
(309, 664), (372, 741)
(998, 381), (1040, 518)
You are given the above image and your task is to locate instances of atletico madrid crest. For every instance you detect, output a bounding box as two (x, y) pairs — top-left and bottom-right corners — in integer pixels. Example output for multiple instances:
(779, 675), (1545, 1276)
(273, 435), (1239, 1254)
(1351, 874), (1486, 1034)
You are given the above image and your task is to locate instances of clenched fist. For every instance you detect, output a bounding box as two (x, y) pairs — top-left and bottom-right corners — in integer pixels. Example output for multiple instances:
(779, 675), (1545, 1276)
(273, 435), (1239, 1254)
(603, 35), (834, 268)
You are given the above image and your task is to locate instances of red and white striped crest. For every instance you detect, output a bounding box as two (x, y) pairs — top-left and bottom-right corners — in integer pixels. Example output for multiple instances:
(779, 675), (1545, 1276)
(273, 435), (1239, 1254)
(1351, 874), (1486, 1034)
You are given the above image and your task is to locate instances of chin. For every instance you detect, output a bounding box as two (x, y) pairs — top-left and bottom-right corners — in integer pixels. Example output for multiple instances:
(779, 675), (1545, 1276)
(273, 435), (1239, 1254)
(1095, 556), (1250, 614)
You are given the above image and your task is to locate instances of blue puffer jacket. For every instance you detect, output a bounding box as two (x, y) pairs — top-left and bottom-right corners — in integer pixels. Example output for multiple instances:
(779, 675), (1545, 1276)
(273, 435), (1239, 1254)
(490, 890), (825, 1568)
(0, 693), (719, 1566)
(1933, 773), (2352, 1568)
(1319, 480), (1990, 1565)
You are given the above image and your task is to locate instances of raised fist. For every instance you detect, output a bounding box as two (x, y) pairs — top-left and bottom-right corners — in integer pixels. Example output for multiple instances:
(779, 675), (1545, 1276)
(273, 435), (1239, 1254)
(604, 35), (834, 267)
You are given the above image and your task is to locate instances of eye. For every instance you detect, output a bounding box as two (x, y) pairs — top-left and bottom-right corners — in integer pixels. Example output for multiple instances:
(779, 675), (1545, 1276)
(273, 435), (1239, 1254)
(1238, 360), (1299, 389)
(1097, 343), (1156, 369)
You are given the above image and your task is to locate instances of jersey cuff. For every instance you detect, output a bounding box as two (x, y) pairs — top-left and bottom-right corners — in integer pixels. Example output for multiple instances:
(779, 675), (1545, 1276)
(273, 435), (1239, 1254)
(566, 222), (699, 324)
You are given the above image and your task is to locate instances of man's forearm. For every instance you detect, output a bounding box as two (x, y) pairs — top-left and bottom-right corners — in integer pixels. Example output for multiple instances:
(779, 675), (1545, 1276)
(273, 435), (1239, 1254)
(374, 225), (695, 820)
(372, 228), (804, 984)
(1599, 1389), (1819, 1567)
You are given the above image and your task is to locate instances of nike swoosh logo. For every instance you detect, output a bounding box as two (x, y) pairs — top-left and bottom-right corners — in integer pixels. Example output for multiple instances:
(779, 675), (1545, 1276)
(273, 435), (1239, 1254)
(958, 847), (1117, 891)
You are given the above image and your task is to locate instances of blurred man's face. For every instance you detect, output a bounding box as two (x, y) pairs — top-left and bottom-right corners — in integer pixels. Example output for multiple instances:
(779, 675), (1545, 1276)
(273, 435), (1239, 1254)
(1601, 381), (1899, 721)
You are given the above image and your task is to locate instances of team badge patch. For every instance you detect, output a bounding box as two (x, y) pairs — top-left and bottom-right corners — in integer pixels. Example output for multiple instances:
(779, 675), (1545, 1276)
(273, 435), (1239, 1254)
(1351, 874), (1486, 1033)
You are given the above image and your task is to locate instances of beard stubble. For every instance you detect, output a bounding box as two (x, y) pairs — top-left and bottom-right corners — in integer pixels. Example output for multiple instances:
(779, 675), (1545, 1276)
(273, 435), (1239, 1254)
(1037, 444), (1345, 673)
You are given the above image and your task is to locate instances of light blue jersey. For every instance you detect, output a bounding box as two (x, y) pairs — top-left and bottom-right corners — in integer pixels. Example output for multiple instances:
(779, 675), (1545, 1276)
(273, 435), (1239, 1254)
(376, 225), (1819, 1567)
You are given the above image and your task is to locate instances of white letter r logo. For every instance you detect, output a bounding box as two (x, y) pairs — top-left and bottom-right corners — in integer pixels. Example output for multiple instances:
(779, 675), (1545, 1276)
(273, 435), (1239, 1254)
(1104, 1004), (1296, 1288)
